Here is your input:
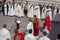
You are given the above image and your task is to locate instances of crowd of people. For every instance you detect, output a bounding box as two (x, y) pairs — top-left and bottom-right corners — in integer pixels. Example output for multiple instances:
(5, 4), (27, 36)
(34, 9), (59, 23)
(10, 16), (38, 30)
(0, 13), (51, 40)
(0, 0), (60, 40)
(1, 1), (60, 21)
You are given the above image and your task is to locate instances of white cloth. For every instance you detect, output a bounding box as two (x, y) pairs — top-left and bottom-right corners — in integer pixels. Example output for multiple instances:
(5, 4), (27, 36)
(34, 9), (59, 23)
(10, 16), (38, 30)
(59, 7), (60, 14)
(27, 22), (33, 34)
(0, 28), (11, 40)
(34, 5), (40, 19)
(39, 36), (50, 40)
(16, 5), (24, 17)
(27, 4), (34, 18)
(41, 7), (47, 19)
(53, 7), (57, 20)
(14, 3), (18, 16)
(47, 8), (52, 21)
(25, 34), (36, 40)
(4, 4), (7, 15)
(8, 5), (15, 16)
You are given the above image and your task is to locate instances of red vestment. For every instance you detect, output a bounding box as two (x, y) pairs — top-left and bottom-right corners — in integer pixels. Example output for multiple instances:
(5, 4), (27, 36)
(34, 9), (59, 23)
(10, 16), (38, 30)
(43, 15), (51, 31)
(14, 32), (24, 40)
(33, 18), (39, 36)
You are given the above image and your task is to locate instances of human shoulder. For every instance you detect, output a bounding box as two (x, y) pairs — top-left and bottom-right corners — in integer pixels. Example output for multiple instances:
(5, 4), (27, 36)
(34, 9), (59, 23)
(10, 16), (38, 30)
(46, 37), (50, 40)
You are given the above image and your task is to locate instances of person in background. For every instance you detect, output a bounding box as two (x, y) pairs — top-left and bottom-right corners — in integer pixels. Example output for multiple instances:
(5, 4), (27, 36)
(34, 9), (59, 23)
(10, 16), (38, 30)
(24, 29), (36, 40)
(23, 1), (28, 16)
(47, 5), (52, 21)
(39, 31), (50, 40)
(51, 4), (55, 19)
(16, 2), (24, 18)
(39, 4), (43, 17)
(0, 24), (11, 40)
(27, 3), (34, 18)
(41, 5), (47, 20)
(43, 11), (51, 34)
(34, 4), (40, 19)
(4, 2), (9, 16)
(2, 0), (6, 16)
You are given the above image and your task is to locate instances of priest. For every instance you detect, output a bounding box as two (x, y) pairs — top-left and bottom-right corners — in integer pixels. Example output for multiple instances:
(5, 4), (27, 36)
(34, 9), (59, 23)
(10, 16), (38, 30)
(16, 2), (24, 17)
(34, 4), (40, 19)
(24, 29), (36, 40)
(33, 15), (39, 38)
(47, 6), (52, 21)
(41, 5), (47, 20)
(27, 18), (33, 34)
(43, 11), (51, 34)
(0, 24), (11, 40)
(23, 1), (28, 16)
(14, 29), (25, 40)
(27, 3), (34, 18)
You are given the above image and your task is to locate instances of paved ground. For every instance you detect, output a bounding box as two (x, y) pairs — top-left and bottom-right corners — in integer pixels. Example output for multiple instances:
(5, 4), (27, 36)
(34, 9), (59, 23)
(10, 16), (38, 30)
(0, 12), (60, 40)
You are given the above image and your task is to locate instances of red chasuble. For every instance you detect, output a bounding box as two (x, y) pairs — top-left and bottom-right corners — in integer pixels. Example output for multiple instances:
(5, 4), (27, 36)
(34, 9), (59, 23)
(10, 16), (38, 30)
(14, 32), (24, 40)
(43, 15), (51, 31)
(33, 18), (39, 36)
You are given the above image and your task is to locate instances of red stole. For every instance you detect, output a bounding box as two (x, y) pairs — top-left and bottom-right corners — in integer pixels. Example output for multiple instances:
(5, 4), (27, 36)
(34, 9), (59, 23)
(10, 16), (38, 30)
(43, 16), (50, 31)
(14, 32), (24, 40)
(33, 18), (39, 36)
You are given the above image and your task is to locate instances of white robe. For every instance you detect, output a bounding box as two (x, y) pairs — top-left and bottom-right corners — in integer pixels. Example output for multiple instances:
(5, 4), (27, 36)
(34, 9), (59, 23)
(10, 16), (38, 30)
(8, 5), (15, 16)
(41, 7), (47, 19)
(14, 3), (18, 16)
(27, 22), (33, 34)
(59, 7), (60, 14)
(53, 8), (57, 20)
(39, 36), (50, 40)
(34, 5), (40, 19)
(0, 28), (11, 40)
(25, 34), (36, 40)
(27, 5), (34, 18)
(16, 5), (24, 17)
(4, 4), (7, 16)
(47, 8), (52, 21)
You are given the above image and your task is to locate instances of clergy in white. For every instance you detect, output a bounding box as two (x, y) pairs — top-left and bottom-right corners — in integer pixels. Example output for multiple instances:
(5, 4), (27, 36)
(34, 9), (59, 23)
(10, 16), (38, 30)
(4, 3), (7, 16)
(41, 5), (47, 19)
(34, 4), (40, 19)
(39, 31), (50, 40)
(25, 29), (36, 40)
(27, 18), (33, 34)
(14, 2), (18, 16)
(27, 3), (34, 18)
(53, 7), (57, 21)
(0, 24), (11, 40)
(8, 3), (15, 16)
(59, 7), (60, 14)
(16, 3), (24, 17)
(47, 7), (52, 21)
